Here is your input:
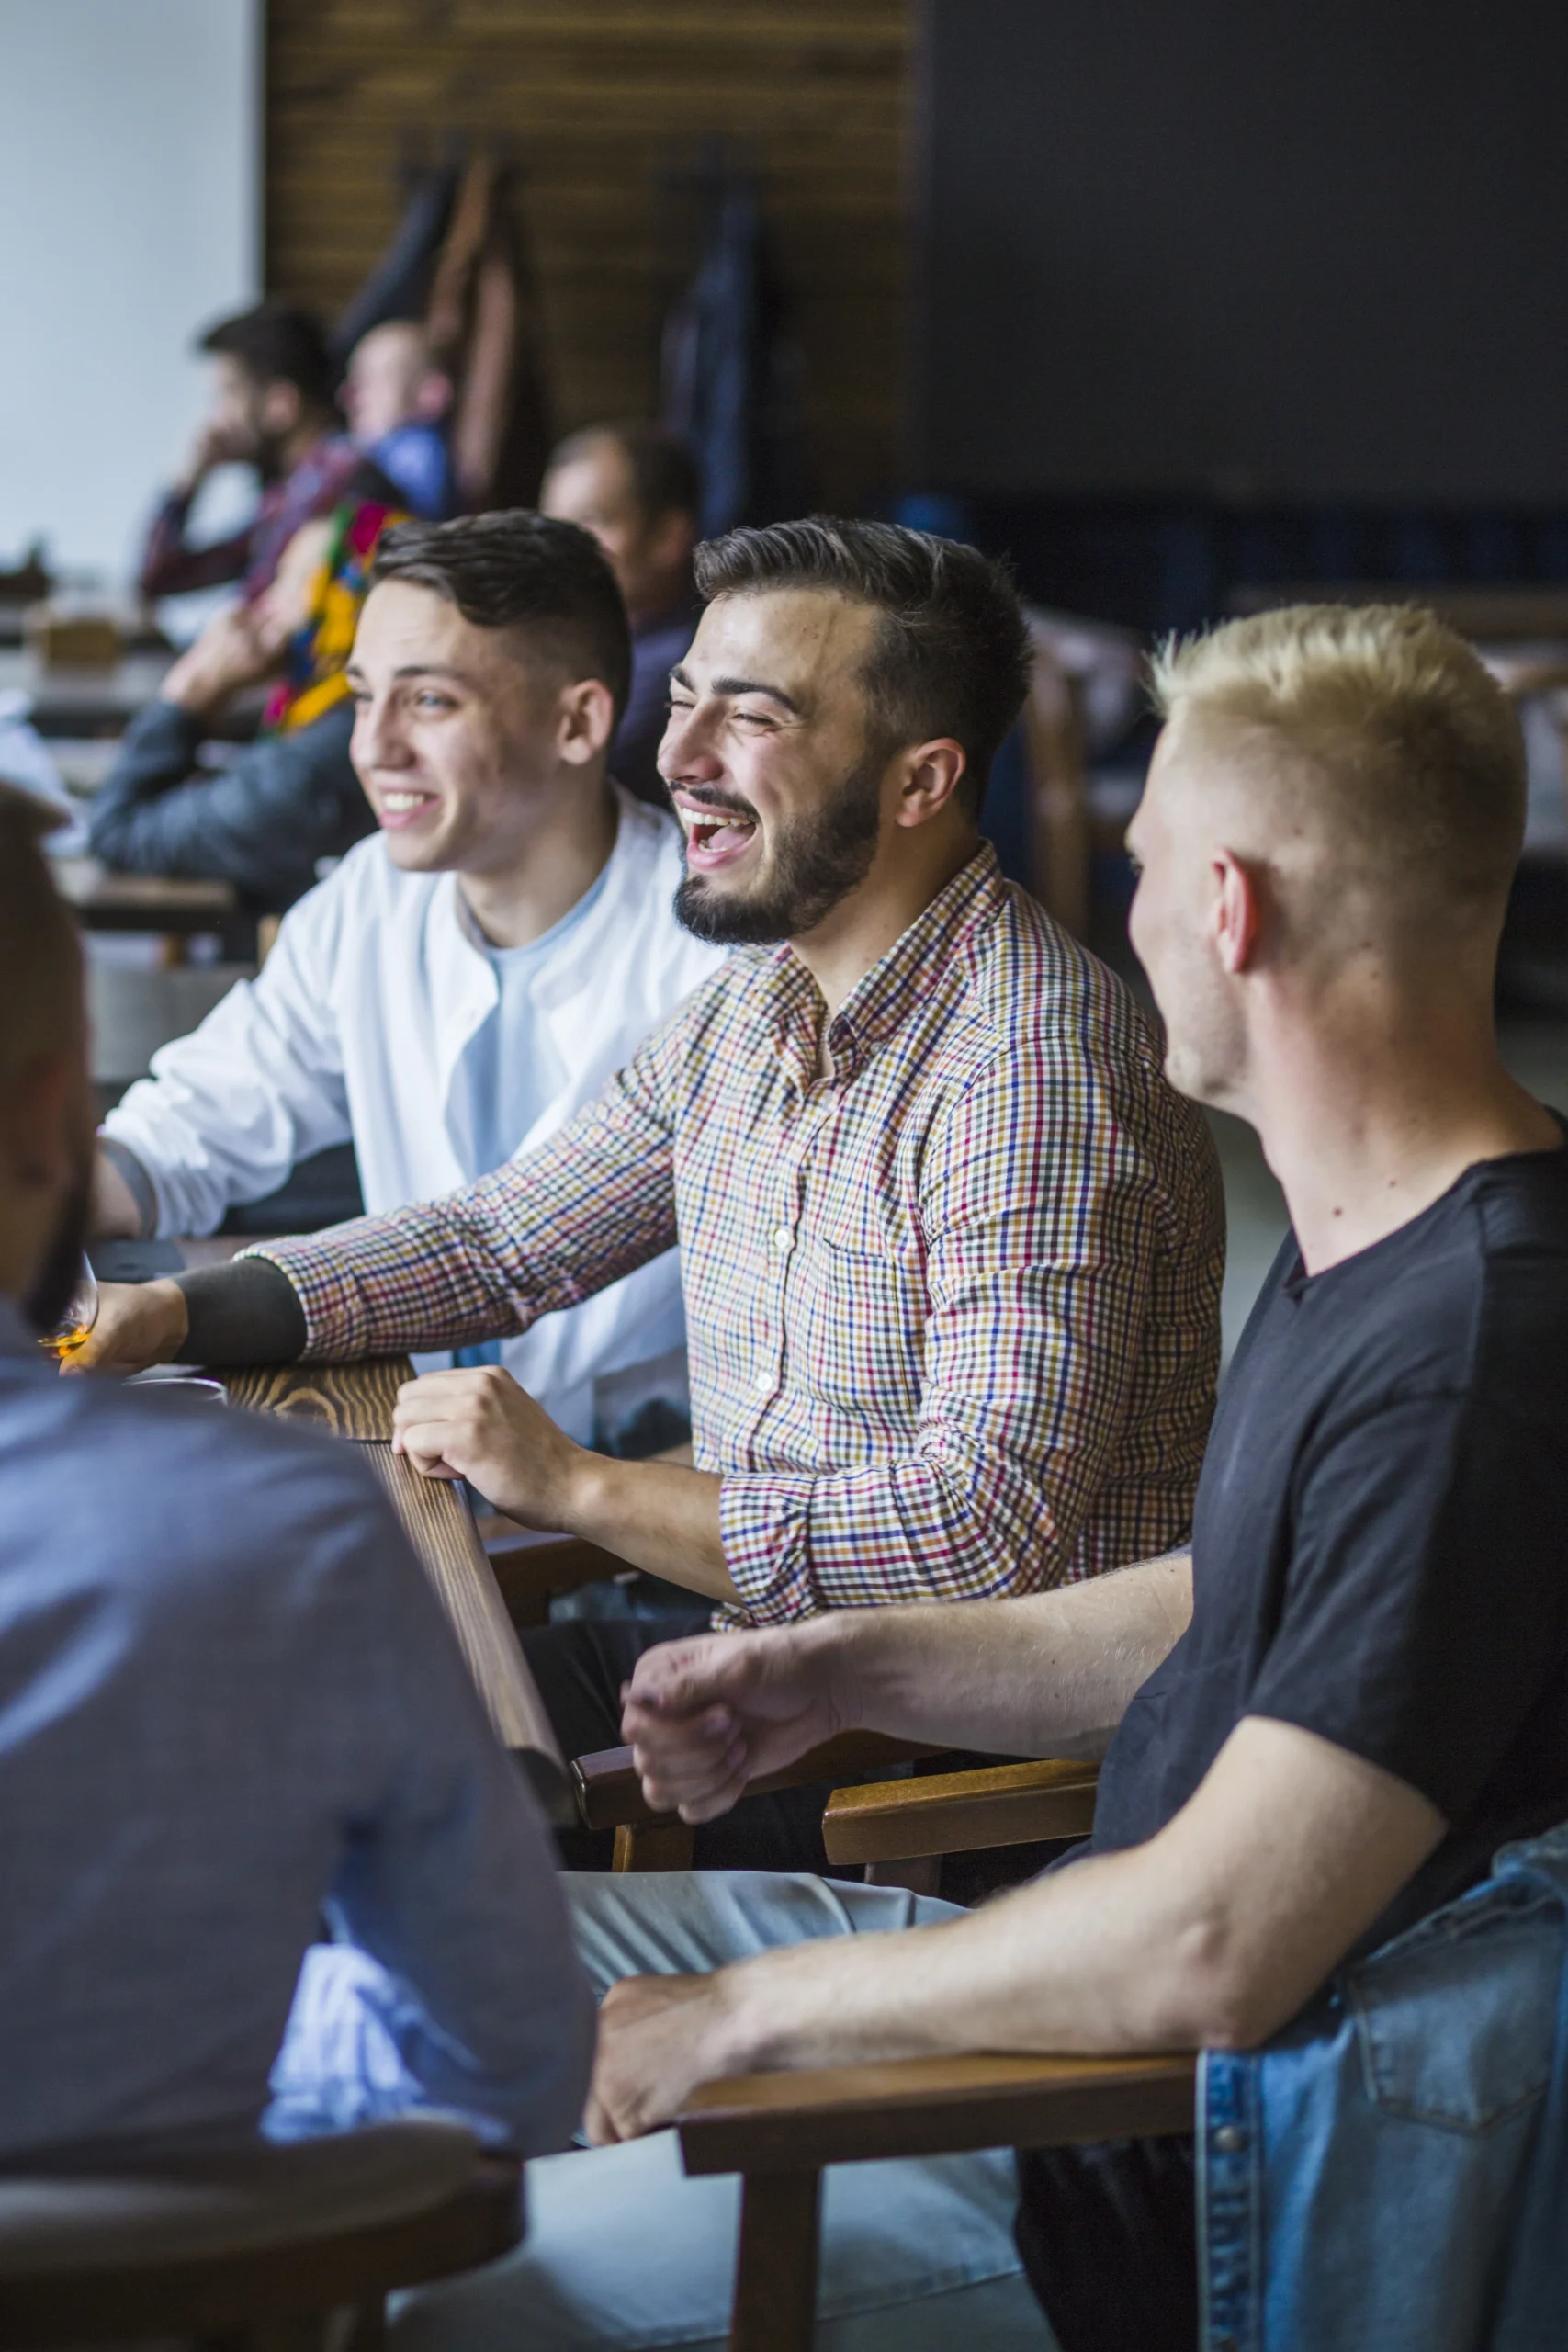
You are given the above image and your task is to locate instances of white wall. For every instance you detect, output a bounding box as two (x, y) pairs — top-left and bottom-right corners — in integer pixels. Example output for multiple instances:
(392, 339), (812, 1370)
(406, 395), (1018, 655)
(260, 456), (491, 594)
(0, 0), (260, 585)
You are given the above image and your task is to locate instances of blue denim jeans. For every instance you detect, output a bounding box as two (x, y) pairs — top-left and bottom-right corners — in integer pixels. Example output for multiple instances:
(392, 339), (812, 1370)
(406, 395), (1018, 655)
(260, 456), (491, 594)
(389, 1871), (1054, 2351)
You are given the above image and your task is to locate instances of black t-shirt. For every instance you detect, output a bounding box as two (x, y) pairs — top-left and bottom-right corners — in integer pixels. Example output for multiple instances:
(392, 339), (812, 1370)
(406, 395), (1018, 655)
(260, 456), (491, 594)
(1090, 1139), (1568, 1951)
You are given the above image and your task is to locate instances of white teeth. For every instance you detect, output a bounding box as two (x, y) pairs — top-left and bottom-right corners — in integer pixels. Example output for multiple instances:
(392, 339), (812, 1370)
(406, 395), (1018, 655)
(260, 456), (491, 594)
(382, 791), (431, 812)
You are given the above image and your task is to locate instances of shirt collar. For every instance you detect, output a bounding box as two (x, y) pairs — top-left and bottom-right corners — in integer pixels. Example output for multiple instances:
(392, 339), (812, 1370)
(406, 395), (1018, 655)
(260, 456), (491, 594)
(763, 842), (1005, 1087)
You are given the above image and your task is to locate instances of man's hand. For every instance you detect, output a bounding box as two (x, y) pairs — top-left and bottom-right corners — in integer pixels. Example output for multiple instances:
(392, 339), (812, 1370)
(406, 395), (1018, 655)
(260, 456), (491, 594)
(67, 1279), (188, 1374)
(584, 1973), (739, 2144)
(160, 602), (283, 718)
(391, 1364), (584, 1529)
(621, 1623), (847, 1822)
(174, 416), (252, 497)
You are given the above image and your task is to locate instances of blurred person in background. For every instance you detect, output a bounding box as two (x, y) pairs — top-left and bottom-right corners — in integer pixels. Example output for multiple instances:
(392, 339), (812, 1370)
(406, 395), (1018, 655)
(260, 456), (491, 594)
(138, 300), (388, 605)
(91, 499), (402, 910)
(342, 318), (458, 521)
(91, 511), (721, 1455)
(541, 422), (701, 805)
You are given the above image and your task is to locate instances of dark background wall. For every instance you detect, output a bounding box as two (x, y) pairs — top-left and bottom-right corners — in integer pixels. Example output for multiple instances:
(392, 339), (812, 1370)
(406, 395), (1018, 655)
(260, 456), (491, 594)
(919, 0), (1568, 505)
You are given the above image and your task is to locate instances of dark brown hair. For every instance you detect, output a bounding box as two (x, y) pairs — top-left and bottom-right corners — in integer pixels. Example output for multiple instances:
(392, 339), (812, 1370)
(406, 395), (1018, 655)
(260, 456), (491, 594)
(198, 300), (336, 411)
(694, 516), (1032, 812)
(371, 511), (633, 722)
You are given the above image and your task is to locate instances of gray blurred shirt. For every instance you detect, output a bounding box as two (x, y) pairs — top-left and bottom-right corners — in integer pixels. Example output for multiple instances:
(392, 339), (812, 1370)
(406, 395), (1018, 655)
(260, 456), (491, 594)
(0, 1298), (592, 2160)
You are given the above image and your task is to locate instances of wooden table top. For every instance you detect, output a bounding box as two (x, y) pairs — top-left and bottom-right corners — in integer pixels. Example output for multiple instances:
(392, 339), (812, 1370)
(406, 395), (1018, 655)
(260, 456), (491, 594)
(220, 1358), (562, 1768)
(0, 647), (173, 734)
(51, 856), (239, 932)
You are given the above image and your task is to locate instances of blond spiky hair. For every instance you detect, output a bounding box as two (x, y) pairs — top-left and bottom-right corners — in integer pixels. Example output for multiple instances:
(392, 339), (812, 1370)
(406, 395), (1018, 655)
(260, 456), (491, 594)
(1147, 603), (1526, 916)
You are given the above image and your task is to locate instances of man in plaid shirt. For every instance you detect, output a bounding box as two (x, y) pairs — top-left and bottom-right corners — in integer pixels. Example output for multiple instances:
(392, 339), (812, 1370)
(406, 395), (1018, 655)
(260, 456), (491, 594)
(96, 518), (1224, 1808)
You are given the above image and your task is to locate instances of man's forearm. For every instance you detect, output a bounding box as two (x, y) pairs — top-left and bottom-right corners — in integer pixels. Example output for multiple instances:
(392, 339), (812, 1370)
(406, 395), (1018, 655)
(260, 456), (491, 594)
(174, 1258), (307, 1363)
(801, 1550), (1192, 1759)
(566, 1454), (736, 1605)
(710, 1715), (1444, 2084)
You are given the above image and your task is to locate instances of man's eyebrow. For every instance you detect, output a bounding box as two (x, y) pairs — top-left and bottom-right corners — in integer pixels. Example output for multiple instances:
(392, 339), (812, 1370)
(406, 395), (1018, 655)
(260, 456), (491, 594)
(669, 664), (802, 715)
(344, 662), (475, 686)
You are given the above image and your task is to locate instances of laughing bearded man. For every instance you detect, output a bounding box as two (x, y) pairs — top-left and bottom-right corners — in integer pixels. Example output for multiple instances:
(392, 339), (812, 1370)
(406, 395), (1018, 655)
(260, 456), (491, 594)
(84, 518), (1224, 1864)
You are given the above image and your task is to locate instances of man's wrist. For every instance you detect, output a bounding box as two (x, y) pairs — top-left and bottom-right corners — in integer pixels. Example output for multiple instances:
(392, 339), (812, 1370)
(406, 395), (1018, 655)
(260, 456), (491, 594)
(786, 1611), (867, 1734)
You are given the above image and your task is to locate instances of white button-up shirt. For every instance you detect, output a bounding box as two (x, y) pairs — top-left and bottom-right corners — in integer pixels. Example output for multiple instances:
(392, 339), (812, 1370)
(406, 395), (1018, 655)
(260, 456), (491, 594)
(104, 786), (724, 1439)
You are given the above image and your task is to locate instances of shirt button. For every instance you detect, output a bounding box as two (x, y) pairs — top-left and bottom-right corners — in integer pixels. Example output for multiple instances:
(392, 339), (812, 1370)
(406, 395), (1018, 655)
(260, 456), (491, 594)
(1212, 2125), (1247, 2154)
(772, 1224), (794, 1253)
(753, 1371), (773, 1396)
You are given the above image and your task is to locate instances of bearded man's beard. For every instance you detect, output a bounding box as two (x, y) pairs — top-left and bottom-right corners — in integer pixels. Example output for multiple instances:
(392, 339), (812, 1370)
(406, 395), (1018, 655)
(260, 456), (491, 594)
(674, 749), (885, 946)
(22, 1162), (93, 1338)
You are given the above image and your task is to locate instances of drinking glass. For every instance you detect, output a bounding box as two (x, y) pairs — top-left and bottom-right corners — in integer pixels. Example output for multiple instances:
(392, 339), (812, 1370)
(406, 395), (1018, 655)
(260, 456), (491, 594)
(37, 1254), (98, 1363)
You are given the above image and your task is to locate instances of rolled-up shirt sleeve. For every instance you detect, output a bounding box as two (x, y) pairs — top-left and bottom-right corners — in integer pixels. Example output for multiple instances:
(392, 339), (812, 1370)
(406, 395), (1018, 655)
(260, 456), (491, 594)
(717, 1025), (1174, 1618)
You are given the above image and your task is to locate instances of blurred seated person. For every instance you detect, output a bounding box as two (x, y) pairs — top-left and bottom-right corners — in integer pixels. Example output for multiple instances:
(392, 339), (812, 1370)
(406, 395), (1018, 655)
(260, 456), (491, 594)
(0, 785), (590, 2164)
(392, 605), (1568, 2352)
(342, 318), (458, 521)
(90, 501), (400, 910)
(541, 422), (701, 805)
(139, 300), (389, 605)
(93, 511), (721, 1450)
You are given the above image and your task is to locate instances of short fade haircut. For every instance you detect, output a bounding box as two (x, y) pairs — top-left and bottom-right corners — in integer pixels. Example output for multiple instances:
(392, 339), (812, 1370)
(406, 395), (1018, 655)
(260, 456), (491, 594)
(547, 420), (701, 524)
(694, 516), (1032, 812)
(1149, 603), (1527, 921)
(0, 786), (82, 1089)
(370, 511), (633, 723)
(198, 300), (336, 411)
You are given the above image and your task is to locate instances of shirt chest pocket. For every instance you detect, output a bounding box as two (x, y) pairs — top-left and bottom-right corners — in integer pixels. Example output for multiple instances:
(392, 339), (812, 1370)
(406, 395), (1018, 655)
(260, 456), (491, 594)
(787, 1226), (929, 1422)
(1348, 1892), (1557, 2132)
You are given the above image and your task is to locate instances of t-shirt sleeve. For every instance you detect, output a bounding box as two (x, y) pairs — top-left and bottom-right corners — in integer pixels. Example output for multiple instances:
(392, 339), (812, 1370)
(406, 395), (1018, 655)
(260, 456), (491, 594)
(1247, 1388), (1568, 1826)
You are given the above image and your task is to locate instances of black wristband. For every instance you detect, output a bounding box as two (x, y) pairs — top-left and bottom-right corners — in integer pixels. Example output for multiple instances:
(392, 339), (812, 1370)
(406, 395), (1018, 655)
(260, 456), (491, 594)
(172, 1258), (308, 1366)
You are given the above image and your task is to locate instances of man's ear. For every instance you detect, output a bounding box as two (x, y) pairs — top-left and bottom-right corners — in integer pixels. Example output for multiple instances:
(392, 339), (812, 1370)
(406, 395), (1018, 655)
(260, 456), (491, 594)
(558, 677), (618, 765)
(891, 738), (969, 831)
(649, 508), (696, 578)
(1213, 848), (1262, 975)
(414, 371), (454, 424)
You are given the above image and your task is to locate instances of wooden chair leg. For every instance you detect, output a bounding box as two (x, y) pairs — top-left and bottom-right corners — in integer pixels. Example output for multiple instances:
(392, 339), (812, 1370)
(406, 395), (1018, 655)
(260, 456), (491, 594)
(863, 1856), (942, 1894)
(613, 1818), (697, 1871)
(728, 2169), (820, 2352)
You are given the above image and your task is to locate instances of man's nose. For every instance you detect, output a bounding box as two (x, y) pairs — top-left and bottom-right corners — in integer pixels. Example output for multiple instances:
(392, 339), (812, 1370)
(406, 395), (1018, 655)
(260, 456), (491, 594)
(659, 700), (723, 786)
(354, 697), (413, 771)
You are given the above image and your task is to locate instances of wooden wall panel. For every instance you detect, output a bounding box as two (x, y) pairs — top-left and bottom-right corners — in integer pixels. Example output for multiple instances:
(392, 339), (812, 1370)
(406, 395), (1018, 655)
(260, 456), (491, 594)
(265, 1), (911, 509)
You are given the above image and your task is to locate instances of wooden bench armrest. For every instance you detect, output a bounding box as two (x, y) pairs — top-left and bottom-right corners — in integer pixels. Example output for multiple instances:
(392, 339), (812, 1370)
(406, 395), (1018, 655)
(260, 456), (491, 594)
(572, 1732), (945, 1834)
(822, 1757), (1100, 1867)
(678, 2049), (1196, 2176)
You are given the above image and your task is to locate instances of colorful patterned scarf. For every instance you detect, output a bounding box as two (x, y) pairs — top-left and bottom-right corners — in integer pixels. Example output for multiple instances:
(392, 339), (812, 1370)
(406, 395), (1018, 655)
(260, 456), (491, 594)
(263, 499), (403, 734)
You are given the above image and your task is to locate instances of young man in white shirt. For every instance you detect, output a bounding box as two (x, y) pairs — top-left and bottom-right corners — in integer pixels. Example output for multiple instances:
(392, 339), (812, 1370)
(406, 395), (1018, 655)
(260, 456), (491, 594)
(94, 512), (722, 1445)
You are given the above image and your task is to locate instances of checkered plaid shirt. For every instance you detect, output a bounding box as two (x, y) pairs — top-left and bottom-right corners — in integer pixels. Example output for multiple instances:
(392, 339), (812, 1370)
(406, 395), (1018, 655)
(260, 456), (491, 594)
(253, 847), (1224, 1626)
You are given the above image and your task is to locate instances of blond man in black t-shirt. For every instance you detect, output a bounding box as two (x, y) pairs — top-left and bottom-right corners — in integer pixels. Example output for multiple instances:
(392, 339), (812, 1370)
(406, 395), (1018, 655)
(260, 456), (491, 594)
(394, 604), (1568, 2352)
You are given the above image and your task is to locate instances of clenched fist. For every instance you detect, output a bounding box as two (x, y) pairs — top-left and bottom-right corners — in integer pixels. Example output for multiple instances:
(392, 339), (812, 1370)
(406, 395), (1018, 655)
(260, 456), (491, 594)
(390, 1363), (584, 1529)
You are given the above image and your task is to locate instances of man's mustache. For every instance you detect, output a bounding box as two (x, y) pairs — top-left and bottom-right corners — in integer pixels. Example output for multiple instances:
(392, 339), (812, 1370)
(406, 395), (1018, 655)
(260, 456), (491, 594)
(673, 787), (759, 822)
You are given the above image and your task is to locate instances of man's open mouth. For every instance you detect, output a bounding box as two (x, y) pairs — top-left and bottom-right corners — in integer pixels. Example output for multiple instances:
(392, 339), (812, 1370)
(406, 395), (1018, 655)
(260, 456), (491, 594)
(677, 800), (759, 872)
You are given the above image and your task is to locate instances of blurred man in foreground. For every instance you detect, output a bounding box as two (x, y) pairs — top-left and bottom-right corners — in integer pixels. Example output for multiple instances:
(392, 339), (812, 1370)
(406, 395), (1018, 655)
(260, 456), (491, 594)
(390, 605), (1568, 2352)
(0, 786), (590, 2163)
(92, 513), (719, 1448)
(541, 422), (702, 803)
(139, 300), (379, 605)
